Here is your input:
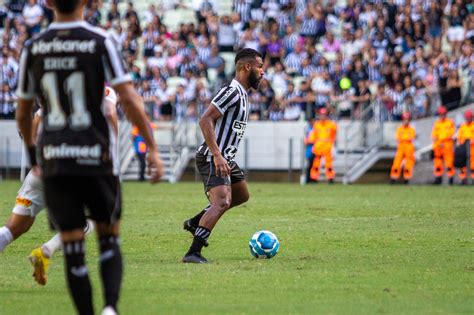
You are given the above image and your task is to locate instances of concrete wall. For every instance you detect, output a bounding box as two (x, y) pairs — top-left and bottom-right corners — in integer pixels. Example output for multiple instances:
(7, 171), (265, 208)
(2, 103), (472, 171)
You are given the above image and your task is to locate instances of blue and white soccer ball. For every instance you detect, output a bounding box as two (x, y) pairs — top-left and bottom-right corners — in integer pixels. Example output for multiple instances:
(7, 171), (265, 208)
(249, 230), (280, 259)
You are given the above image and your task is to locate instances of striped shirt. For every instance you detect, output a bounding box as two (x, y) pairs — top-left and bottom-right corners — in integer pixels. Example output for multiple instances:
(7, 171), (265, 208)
(367, 62), (382, 82)
(284, 52), (304, 73)
(233, 0), (252, 24)
(197, 46), (212, 62)
(300, 16), (318, 36)
(198, 79), (249, 161)
(283, 33), (299, 55)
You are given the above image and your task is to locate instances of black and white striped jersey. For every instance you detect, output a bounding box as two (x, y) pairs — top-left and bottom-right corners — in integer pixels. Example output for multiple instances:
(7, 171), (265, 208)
(16, 20), (131, 178)
(198, 79), (249, 161)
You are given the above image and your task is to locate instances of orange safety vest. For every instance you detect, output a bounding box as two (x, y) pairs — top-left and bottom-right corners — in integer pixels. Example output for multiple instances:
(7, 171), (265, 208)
(457, 122), (474, 145)
(432, 118), (455, 142)
(396, 125), (416, 143)
(309, 119), (337, 143)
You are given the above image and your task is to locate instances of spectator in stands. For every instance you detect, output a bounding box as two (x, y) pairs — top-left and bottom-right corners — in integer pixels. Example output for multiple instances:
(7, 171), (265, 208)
(85, 0), (101, 26)
(217, 15), (236, 52)
(139, 80), (159, 120)
(156, 81), (173, 121)
(412, 78), (429, 118)
(0, 83), (15, 119)
(265, 33), (283, 67)
(284, 44), (305, 76)
(351, 79), (372, 119)
(322, 31), (341, 54)
(447, 4), (465, 56)
(204, 46), (225, 79)
(22, 0), (42, 37)
(173, 84), (189, 122)
(442, 69), (463, 111)
(282, 82), (302, 121)
(195, 0), (217, 24)
(107, 1), (121, 25)
(312, 70), (332, 110)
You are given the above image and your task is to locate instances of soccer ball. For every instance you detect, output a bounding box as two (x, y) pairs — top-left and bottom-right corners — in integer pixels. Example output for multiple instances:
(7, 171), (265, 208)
(249, 230), (279, 259)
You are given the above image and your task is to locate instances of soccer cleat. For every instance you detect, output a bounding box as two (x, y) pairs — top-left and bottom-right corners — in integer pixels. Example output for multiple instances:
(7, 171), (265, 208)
(433, 177), (442, 185)
(29, 247), (50, 286)
(328, 179), (334, 184)
(448, 177), (454, 185)
(183, 219), (196, 235)
(101, 306), (118, 315)
(182, 252), (208, 264)
(404, 179), (409, 185)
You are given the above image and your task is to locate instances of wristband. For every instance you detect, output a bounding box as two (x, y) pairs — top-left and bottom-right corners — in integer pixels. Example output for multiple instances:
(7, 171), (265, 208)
(27, 146), (37, 167)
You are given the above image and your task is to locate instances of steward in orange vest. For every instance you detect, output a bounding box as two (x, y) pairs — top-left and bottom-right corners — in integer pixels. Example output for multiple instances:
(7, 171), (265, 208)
(390, 112), (416, 184)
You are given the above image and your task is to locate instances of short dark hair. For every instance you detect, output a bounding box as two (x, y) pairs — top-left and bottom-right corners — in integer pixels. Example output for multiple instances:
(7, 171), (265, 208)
(55, 0), (80, 14)
(234, 48), (262, 65)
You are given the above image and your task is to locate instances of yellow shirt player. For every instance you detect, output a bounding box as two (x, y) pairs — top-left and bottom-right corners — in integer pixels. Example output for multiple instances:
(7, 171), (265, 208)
(390, 112), (416, 184)
(432, 106), (456, 184)
(308, 108), (337, 183)
(457, 110), (474, 184)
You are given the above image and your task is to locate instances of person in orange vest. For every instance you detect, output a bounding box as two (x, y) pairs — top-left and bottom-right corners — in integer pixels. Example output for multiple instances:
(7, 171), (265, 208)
(309, 108), (337, 183)
(390, 112), (416, 184)
(432, 106), (456, 185)
(132, 122), (156, 181)
(457, 110), (474, 184)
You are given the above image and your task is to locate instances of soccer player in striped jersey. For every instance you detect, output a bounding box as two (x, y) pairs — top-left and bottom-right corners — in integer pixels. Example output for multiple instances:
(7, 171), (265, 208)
(182, 48), (264, 263)
(0, 87), (117, 286)
(15, 1), (162, 314)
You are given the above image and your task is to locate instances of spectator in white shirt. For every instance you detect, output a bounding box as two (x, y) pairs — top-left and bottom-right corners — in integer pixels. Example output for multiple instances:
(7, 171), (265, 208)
(22, 0), (43, 37)
(218, 15), (236, 52)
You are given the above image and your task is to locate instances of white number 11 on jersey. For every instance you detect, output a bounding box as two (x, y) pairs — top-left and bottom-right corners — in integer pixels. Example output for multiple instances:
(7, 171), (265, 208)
(41, 71), (91, 131)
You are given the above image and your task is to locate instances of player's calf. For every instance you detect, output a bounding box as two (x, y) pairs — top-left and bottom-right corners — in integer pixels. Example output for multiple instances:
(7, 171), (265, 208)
(63, 237), (94, 315)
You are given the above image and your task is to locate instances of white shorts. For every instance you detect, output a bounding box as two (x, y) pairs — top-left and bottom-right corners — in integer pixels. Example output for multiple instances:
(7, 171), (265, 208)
(12, 171), (45, 217)
(448, 26), (465, 42)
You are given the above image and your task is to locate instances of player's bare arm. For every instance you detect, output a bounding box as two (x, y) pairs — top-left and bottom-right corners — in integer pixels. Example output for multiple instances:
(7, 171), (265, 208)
(114, 82), (163, 183)
(199, 105), (231, 178)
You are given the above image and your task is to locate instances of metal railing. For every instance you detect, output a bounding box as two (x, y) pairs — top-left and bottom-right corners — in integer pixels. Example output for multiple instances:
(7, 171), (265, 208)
(342, 101), (384, 175)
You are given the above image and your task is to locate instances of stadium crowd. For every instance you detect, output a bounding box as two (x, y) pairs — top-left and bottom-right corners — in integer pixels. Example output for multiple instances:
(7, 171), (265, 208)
(0, 0), (473, 122)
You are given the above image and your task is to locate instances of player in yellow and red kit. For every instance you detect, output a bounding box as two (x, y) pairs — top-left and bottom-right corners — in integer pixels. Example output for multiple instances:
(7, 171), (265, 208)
(390, 112), (416, 184)
(457, 110), (474, 184)
(432, 106), (456, 185)
(309, 108), (337, 183)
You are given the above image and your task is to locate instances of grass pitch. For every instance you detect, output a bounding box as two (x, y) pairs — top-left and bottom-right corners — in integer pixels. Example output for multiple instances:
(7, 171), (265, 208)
(0, 181), (473, 314)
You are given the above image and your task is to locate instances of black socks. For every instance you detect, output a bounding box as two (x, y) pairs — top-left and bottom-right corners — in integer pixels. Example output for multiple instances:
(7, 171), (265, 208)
(186, 226), (211, 255)
(99, 235), (123, 312)
(63, 240), (93, 315)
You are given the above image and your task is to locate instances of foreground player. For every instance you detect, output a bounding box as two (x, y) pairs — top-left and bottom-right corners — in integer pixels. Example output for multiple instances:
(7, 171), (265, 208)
(182, 48), (264, 263)
(0, 88), (117, 286)
(16, 1), (163, 315)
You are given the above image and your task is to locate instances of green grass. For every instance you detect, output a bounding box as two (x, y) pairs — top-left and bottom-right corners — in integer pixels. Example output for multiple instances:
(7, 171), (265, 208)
(0, 181), (473, 314)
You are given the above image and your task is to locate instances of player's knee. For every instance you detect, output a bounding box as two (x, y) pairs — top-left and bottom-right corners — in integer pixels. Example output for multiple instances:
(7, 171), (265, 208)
(217, 198), (231, 212)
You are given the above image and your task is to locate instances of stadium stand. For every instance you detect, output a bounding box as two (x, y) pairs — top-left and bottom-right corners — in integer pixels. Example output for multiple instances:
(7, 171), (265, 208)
(0, 0), (473, 183)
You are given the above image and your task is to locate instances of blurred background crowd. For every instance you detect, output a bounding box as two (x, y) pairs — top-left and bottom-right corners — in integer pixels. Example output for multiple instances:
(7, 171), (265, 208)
(0, 0), (473, 122)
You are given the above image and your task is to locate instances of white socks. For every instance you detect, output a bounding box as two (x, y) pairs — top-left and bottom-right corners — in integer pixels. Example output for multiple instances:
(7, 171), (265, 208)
(0, 226), (14, 252)
(41, 233), (62, 258)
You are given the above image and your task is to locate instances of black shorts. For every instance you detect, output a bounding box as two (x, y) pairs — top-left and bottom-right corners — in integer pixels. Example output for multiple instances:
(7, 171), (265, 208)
(43, 175), (121, 232)
(196, 153), (245, 192)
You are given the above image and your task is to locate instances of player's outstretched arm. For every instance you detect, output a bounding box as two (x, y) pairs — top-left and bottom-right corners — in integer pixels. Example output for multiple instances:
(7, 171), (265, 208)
(114, 82), (163, 183)
(199, 105), (231, 178)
